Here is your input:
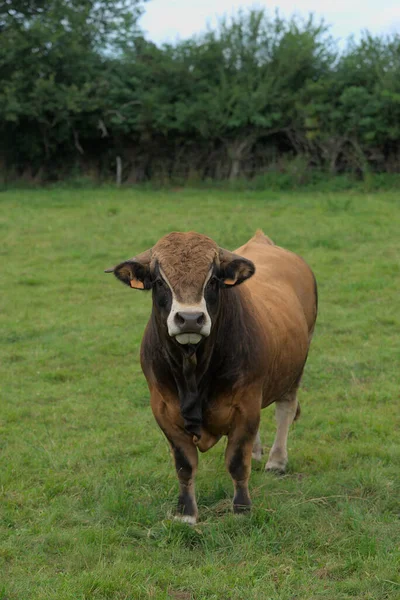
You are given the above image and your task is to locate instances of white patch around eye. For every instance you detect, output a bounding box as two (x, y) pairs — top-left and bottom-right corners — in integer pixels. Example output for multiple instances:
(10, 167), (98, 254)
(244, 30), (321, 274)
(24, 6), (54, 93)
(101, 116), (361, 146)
(160, 267), (213, 339)
(176, 333), (202, 345)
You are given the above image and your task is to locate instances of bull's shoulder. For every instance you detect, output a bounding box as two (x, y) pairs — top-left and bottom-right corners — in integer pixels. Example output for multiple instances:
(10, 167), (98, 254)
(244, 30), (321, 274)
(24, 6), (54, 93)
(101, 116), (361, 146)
(237, 242), (317, 338)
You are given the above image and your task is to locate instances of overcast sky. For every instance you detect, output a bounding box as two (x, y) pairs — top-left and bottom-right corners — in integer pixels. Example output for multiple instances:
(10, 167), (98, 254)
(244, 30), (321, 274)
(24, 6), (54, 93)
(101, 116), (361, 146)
(140, 0), (400, 46)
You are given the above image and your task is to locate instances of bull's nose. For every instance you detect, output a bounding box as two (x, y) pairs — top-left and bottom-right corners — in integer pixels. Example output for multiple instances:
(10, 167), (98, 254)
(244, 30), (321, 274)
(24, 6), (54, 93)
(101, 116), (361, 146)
(175, 311), (205, 333)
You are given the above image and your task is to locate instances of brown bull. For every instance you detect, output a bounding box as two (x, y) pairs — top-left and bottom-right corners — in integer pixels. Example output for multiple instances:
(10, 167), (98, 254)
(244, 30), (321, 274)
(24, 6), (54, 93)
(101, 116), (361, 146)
(106, 230), (317, 523)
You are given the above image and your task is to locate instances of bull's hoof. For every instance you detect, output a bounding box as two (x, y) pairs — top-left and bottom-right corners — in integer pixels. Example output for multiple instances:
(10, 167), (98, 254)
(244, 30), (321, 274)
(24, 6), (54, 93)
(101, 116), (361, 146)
(233, 503), (252, 514)
(174, 514), (197, 525)
(176, 492), (197, 525)
(265, 459), (287, 474)
(251, 449), (263, 461)
(233, 489), (251, 514)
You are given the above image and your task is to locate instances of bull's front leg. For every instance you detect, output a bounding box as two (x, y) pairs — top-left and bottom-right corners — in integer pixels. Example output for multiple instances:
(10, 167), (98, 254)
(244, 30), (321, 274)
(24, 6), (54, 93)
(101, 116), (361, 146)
(151, 389), (199, 524)
(164, 353), (202, 523)
(225, 408), (260, 514)
(169, 436), (199, 524)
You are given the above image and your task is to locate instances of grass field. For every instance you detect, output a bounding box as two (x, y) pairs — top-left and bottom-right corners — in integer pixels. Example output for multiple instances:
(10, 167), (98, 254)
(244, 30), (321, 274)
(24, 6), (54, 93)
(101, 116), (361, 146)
(1, 187), (399, 600)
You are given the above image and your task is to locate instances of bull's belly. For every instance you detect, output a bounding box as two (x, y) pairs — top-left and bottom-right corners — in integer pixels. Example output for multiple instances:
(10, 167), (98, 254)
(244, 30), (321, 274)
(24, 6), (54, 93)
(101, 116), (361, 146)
(261, 357), (307, 408)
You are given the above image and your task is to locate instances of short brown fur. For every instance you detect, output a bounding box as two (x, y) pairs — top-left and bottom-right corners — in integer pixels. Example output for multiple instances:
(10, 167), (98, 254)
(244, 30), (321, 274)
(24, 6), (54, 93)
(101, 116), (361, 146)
(108, 230), (317, 522)
(152, 232), (219, 302)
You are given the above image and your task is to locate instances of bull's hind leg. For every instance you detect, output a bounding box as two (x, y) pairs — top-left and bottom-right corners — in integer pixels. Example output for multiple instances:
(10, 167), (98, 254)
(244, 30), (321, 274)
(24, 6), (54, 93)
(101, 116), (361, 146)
(251, 430), (263, 461)
(266, 390), (299, 474)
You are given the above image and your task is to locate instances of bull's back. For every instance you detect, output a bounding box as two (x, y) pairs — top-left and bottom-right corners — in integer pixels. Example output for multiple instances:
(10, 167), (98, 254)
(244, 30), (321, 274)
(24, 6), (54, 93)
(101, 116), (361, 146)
(236, 231), (317, 404)
(236, 230), (316, 333)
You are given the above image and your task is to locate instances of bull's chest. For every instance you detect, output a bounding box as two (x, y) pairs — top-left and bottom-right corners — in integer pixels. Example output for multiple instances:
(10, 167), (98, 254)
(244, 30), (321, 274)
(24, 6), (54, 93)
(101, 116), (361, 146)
(201, 394), (235, 436)
(193, 397), (235, 452)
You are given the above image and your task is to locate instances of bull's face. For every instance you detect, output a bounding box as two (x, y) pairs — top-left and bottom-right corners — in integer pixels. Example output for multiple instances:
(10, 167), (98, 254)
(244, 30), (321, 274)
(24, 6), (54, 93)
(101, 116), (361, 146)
(106, 232), (255, 347)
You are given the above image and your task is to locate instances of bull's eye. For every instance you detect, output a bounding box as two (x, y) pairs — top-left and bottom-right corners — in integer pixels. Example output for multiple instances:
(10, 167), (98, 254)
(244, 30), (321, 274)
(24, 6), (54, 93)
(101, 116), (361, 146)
(205, 275), (219, 307)
(154, 277), (171, 310)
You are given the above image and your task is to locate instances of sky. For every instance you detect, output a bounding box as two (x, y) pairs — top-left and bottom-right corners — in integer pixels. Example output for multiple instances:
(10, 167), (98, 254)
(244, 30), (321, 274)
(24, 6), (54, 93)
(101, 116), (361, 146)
(140, 0), (400, 46)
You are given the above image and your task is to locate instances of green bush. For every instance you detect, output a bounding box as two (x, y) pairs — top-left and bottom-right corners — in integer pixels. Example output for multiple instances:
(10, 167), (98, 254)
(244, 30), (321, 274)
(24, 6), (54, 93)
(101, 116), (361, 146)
(1, 4), (400, 182)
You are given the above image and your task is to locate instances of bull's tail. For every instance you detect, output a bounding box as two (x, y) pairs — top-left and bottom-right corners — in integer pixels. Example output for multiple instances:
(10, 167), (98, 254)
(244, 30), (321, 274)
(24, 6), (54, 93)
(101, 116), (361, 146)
(294, 401), (301, 421)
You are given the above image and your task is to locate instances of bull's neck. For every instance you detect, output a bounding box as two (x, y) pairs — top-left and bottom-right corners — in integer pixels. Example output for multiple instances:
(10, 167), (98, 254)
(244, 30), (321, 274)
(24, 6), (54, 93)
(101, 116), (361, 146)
(147, 286), (258, 438)
(152, 285), (251, 383)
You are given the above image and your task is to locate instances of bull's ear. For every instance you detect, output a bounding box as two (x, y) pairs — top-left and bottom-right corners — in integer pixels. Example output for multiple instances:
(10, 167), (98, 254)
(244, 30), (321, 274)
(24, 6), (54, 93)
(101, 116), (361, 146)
(219, 248), (255, 287)
(104, 248), (152, 290)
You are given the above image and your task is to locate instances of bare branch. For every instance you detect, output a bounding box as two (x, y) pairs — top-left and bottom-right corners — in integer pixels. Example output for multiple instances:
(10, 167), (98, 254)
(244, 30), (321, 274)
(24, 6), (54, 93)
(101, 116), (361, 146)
(73, 129), (84, 155)
(98, 119), (109, 138)
(116, 156), (122, 186)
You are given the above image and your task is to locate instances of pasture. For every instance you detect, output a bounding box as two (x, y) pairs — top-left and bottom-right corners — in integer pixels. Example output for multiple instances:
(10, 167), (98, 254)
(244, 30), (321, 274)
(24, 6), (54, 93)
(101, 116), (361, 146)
(1, 187), (399, 599)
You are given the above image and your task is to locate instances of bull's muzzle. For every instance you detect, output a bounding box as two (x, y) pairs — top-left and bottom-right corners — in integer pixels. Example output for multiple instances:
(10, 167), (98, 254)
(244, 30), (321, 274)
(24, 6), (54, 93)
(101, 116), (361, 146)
(174, 311), (206, 345)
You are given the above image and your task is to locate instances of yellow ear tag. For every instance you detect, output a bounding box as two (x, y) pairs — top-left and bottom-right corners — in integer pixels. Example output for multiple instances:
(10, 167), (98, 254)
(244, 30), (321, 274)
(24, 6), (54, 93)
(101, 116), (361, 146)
(130, 278), (144, 289)
(224, 277), (237, 286)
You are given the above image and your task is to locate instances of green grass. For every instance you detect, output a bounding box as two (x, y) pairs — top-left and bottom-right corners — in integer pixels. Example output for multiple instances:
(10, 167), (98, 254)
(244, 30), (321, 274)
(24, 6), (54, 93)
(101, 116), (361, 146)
(1, 187), (399, 600)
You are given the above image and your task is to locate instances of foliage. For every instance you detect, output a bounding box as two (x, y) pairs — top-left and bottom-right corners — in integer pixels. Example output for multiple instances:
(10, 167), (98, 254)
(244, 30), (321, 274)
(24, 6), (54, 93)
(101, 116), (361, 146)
(0, 0), (145, 178)
(1, 188), (400, 598)
(1, 4), (400, 181)
(301, 34), (400, 174)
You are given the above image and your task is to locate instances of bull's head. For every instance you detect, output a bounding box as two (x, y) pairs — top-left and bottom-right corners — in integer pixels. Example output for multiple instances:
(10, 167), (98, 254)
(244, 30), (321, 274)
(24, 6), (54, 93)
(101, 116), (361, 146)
(105, 232), (255, 346)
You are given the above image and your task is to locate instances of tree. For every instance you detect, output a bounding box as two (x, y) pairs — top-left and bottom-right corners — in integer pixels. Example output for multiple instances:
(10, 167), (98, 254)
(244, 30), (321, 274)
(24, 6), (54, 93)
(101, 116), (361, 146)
(0, 0), (146, 177)
(300, 33), (400, 173)
(168, 10), (334, 179)
(1, 4), (400, 182)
